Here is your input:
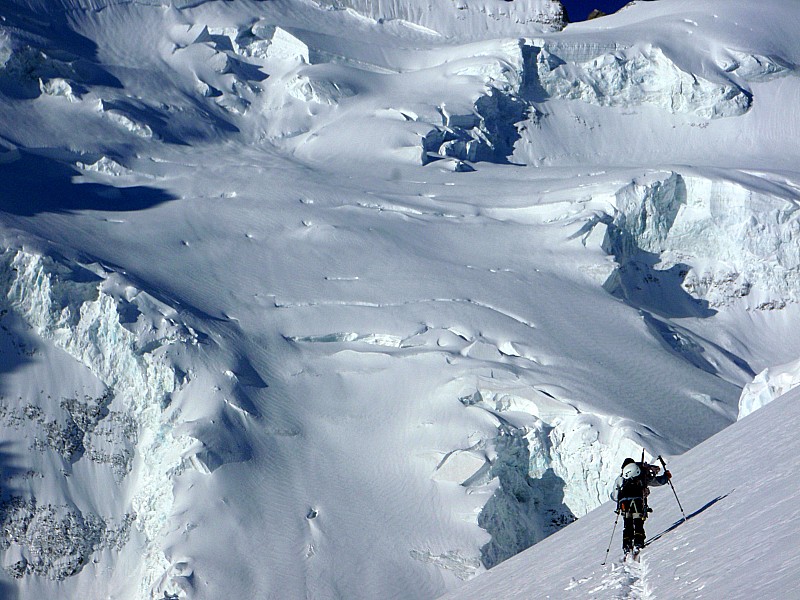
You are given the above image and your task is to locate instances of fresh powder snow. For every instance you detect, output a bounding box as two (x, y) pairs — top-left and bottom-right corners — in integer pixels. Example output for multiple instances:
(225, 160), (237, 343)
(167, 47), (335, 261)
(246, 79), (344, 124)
(0, 0), (798, 598)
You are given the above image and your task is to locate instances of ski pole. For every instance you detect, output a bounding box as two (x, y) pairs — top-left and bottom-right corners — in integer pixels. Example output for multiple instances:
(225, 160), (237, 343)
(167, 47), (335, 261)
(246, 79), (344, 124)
(657, 455), (687, 522)
(602, 507), (621, 565)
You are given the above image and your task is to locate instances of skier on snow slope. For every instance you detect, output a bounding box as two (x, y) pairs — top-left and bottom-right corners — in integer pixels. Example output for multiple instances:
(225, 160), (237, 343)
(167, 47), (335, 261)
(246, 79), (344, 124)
(610, 457), (672, 554)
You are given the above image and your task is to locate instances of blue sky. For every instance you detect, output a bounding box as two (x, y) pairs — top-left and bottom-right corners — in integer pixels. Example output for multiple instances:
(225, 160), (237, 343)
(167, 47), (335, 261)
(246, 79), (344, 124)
(560, 0), (631, 21)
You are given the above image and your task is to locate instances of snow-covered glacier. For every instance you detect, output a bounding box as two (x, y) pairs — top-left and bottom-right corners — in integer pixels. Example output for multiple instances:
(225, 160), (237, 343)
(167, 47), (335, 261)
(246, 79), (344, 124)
(1, 0), (800, 598)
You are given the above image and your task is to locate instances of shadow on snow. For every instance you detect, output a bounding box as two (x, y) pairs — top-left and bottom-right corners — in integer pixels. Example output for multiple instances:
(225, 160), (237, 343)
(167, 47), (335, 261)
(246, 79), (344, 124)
(645, 490), (734, 547)
(0, 150), (176, 216)
(0, 441), (27, 600)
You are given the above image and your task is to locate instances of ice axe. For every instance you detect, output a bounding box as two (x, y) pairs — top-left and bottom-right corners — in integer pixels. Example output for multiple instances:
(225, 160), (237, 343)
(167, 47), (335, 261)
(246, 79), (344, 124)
(657, 455), (687, 522)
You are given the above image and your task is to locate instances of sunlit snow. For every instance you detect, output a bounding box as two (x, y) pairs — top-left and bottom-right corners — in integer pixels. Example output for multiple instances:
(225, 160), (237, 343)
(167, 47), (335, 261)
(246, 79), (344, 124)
(0, 0), (798, 598)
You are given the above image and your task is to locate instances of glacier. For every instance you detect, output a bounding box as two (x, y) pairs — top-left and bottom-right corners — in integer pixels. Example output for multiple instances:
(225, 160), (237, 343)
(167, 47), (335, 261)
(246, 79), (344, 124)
(0, 0), (799, 598)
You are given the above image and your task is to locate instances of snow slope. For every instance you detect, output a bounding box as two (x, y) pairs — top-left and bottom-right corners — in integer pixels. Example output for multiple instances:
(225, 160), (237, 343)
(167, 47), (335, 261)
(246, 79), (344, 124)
(440, 384), (800, 599)
(0, 0), (799, 598)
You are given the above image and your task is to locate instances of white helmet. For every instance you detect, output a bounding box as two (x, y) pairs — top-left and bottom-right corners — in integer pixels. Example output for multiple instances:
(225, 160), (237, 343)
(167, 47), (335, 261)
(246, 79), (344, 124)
(622, 462), (641, 480)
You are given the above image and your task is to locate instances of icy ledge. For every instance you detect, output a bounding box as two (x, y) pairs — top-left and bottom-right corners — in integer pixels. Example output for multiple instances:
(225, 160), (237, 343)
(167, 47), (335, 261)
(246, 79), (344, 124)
(0, 249), (197, 599)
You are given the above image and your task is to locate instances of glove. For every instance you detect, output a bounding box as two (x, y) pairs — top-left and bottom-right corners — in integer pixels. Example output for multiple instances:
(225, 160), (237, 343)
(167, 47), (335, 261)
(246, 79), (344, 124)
(665, 470), (672, 480)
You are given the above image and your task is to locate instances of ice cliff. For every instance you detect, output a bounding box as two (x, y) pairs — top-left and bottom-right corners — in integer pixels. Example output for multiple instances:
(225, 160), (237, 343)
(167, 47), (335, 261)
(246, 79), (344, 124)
(0, 248), (216, 598)
(434, 383), (648, 568)
(738, 357), (800, 419)
(598, 172), (800, 311)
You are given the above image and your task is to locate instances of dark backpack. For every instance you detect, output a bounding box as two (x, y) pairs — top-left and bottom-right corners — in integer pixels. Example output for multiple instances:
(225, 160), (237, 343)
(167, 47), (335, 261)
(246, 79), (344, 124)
(618, 474), (646, 501)
(618, 462), (657, 517)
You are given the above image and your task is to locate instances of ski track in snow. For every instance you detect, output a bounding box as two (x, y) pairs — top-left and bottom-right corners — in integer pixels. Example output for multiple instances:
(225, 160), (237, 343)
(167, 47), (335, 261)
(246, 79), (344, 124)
(598, 555), (651, 600)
